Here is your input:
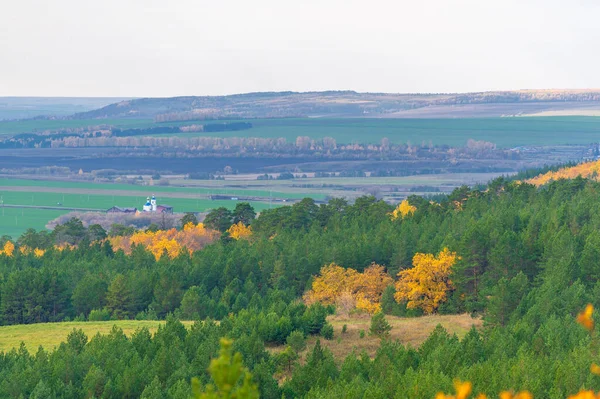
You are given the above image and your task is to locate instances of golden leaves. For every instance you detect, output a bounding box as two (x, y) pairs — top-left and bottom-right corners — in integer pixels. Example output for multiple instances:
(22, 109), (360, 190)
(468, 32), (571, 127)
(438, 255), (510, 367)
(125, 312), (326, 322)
(304, 263), (393, 314)
(227, 222), (253, 240)
(395, 248), (458, 314)
(18, 245), (45, 257)
(109, 223), (218, 260)
(577, 304), (594, 332)
(499, 392), (533, 399)
(0, 241), (15, 257)
(435, 380), (471, 399)
(390, 199), (417, 221)
(436, 382), (532, 399)
(527, 160), (600, 186)
(567, 392), (600, 399)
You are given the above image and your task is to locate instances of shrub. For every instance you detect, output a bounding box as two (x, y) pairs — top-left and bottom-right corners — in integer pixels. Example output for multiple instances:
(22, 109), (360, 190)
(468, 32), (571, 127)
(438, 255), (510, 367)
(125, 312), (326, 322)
(321, 323), (334, 340)
(88, 308), (111, 321)
(342, 324), (347, 334)
(369, 312), (392, 338)
(359, 330), (365, 339)
(286, 330), (307, 352)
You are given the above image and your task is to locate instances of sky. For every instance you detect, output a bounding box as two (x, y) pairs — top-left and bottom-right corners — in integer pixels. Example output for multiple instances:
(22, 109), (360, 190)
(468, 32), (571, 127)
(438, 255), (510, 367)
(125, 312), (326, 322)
(1, 0), (600, 97)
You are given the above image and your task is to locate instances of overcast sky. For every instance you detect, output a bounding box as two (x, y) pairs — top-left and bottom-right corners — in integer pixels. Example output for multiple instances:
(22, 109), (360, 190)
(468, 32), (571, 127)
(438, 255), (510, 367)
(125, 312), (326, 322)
(1, 0), (599, 97)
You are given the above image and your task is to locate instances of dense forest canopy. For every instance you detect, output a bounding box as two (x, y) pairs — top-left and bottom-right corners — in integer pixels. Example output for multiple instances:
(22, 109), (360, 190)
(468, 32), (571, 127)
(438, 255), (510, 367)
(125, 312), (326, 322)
(1, 175), (600, 397)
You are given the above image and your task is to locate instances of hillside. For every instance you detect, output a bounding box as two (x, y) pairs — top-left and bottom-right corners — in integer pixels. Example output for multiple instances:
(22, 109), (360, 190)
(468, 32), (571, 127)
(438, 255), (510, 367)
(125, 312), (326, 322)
(2, 176), (600, 397)
(0, 97), (132, 121)
(72, 89), (600, 120)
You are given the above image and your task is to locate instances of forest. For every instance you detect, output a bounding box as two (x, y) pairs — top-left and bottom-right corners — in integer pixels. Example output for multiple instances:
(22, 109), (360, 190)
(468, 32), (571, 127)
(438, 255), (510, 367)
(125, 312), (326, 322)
(1, 175), (600, 397)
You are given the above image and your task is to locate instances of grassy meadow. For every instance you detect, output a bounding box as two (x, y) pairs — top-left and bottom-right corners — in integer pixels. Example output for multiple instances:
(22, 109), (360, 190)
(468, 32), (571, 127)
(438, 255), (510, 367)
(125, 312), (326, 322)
(0, 320), (194, 353)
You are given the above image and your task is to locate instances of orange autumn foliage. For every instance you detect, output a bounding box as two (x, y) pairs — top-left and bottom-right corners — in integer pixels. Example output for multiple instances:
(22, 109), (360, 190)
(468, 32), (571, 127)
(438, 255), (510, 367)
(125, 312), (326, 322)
(227, 222), (253, 240)
(527, 160), (600, 186)
(390, 199), (417, 220)
(304, 263), (393, 314)
(109, 222), (218, 260)
(577, 304), (595, 332)
(395, 248), (458, 314)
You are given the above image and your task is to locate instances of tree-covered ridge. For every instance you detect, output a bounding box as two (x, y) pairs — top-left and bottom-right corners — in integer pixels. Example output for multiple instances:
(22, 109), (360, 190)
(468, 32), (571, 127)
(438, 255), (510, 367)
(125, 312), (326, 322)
(3, 176), (600, 396)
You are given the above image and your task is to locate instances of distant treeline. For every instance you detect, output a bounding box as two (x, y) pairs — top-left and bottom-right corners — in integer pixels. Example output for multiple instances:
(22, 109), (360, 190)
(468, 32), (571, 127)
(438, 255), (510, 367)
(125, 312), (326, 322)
(202, 122), (252, 132)
(112, 122), (252, 137)
(0, 122), (253, 149)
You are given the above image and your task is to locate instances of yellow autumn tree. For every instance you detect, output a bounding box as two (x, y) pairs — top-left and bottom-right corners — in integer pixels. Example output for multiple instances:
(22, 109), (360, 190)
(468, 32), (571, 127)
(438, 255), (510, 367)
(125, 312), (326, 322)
(353, 264), (393, 313)
(0, 241), (15, 257)
(395, 248), (457, 314)
(304, 263), (392, 314)
(227, 222), (253, 240)
(390, 199), (416, 220)
(304, 263), (358, 306)
(108, 222), (219, 260)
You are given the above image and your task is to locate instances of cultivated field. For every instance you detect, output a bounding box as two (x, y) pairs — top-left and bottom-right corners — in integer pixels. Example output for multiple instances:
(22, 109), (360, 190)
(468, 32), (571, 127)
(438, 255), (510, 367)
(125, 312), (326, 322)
(0, 178), (314, 200)
(0, 118), (154, 136)
(0, 207), (67, 238)
(3, 116), (600, 147)
(158, 117), (600, 147)
(0, 320), (194, 353)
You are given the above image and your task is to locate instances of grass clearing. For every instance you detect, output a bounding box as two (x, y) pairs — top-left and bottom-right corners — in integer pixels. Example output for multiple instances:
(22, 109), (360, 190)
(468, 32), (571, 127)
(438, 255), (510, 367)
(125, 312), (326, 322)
(269, 313), (482, 363)
(0, 320), (195, 353)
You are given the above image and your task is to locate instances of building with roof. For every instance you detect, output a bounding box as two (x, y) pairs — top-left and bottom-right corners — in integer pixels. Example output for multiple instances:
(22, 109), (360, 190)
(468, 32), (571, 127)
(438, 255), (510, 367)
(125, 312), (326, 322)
(107, 206), (138, 213)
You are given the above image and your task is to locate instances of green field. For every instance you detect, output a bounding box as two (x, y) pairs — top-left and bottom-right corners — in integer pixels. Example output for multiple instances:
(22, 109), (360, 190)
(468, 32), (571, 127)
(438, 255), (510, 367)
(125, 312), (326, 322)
(163, 117), (600, 147)
(0, 207), (67, 238)
(0, 190), (275, 238)
(0, 320), (194, 353)
(3, 116), (600, 147)
(0, 191), (272, 211)
(0, 178), (322, 200)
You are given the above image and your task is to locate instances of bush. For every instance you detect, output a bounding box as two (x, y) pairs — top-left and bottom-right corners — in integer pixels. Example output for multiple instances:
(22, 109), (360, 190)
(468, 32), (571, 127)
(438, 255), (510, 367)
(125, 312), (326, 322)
(286, 330), (307, 352)
(321, 323), (334, 340)
(88, 308), (111, 321)
(359, 330), (365, 339)
(369, 312), (392, 338)
(342, 324), (347, 334)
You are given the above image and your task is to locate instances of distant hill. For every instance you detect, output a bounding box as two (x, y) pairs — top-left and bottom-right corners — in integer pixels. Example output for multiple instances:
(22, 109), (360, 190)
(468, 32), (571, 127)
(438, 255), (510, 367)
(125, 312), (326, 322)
(71, 89), (600, 120)
(0, 97), (133, 121)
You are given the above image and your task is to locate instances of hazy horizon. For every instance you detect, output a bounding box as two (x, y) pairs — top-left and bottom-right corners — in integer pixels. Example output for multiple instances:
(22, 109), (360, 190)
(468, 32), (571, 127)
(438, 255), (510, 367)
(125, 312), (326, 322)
(2, 0), (600, 97)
